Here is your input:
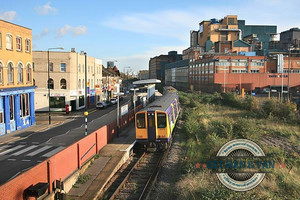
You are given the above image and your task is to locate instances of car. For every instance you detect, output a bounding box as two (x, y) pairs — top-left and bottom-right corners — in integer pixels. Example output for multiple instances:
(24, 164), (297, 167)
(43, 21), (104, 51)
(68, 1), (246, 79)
(126, 91), (130, 94)
(105, 100), (112, 107)
(110, 98), (117, 104)
(96, 102), (108, 109)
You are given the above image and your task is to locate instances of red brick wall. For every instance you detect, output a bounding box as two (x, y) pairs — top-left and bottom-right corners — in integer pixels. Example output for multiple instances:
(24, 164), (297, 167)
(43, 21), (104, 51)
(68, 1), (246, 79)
(0, 162), (48, 200)
(0, 105), (143, 200)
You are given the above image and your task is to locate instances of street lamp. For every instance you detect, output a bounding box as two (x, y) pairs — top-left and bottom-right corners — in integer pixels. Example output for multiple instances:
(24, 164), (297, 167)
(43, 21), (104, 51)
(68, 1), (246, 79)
(48, 47), (64, 124)
(130, 88), (139, 115)
(114, 92), (124, 137)
(287, 45), (294, 102)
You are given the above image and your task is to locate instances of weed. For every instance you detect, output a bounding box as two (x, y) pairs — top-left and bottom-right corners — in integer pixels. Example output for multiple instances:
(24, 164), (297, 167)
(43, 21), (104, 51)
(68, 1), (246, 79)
(76, 174), (90, 184)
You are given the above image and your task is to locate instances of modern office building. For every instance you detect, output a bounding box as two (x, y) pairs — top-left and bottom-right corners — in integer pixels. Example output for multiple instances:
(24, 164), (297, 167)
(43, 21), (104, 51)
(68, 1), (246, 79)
(0, 20), (35, 135)
(33, 49), (103, 112)
(190, 15), (277, 55)
(149, 51), (182, 84)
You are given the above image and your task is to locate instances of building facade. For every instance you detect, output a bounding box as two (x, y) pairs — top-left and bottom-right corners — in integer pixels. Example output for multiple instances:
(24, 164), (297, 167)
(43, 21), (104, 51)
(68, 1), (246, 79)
(149, 51), (182, 83)
(0, 20), (35, 135)
(138, 70), (149, 80)
(33, 50), (103, 112)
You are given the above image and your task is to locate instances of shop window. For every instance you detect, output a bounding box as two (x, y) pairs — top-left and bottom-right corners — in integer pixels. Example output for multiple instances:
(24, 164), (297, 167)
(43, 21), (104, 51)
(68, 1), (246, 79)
(9, 95), (14, 120)
(20, 94), (29, 117)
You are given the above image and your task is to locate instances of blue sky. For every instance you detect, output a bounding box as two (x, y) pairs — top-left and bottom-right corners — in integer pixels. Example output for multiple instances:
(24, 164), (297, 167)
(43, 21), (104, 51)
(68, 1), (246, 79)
(1, 0), (300, 73)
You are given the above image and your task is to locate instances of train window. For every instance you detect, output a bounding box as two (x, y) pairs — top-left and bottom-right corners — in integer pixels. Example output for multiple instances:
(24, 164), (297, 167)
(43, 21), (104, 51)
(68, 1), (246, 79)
(157, 113), (166, 128)
(136, 113), (146, 128)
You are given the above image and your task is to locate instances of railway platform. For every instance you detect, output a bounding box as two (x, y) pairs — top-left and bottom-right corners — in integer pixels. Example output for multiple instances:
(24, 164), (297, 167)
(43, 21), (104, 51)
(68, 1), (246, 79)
(66, 123), (136, 200)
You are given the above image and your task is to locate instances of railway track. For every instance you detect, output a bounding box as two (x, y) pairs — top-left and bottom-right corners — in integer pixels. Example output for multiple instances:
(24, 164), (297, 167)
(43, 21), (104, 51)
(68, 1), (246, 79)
(98, 149), (165, 200)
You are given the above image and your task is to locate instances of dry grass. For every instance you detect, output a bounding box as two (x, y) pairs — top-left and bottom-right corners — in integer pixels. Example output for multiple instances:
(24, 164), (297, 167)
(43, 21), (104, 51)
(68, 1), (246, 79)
(175, 92), (300, 199)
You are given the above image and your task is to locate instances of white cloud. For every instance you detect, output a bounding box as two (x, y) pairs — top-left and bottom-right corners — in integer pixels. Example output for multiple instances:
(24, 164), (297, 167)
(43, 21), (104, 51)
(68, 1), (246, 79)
(0, 11), (17, 21)
(103, 1), (300, 41)
(103, 10), (199, 43)
(33, 28), (50, 40)
(35, 2), (57, 15)
(56, 25), (87, 38)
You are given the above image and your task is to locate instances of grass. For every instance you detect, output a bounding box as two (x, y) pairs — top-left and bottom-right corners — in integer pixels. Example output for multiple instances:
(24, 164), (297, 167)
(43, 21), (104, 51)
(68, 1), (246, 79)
(175, 91), (300, 199)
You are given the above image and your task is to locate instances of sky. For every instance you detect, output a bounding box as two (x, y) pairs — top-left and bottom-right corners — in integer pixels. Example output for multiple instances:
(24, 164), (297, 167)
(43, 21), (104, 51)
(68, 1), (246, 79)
(1, 0), (300, 73)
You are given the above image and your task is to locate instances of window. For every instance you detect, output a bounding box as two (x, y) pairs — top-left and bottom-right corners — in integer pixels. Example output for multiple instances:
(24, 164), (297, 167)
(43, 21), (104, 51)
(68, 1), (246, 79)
(16, 36), (22, 51)
(0, 32), (2, 49)
(82, 79), (84, 89)
(48, 78), (54, 89)
(7, 62), (14, 83)
(9, 95), (14, 120)
(0, 112), (3, 123)
(60, 79), (66, 89)
(26, 64), (32, 82)
(78, 64), (81, 72)
(49, 62), (53, 72)
(20, 94), (29, 117)
(136, 113), (146, 128)
(6, 34), (13, 50)
(60, 63), (66, 72)
(0, 62), (3, 84)
(25, 39), (31, 52)
(78, 79), (81, 89)
(157, 113), (166, 128)
(17, 63), (23, 83)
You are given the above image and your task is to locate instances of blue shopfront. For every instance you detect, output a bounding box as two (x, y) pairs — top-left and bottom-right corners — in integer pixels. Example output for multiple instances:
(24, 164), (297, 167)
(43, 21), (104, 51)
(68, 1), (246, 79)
(0, 86), (36, 136)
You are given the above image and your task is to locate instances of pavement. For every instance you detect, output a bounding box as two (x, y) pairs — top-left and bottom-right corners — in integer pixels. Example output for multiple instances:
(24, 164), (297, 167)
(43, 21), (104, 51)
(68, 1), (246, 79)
(66, 123), (136, 200)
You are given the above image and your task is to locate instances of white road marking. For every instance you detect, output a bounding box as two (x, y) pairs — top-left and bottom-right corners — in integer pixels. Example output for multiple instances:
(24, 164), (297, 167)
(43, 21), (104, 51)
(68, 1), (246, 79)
(0, 145), (25, 155)
(12, 145), (38, 156)
(7, 159), (16, 161)
(41, 146), (65, 157)
(26, 146), (52, 157)
(0, 145), (10, 150)
(22, 159), (31, 162)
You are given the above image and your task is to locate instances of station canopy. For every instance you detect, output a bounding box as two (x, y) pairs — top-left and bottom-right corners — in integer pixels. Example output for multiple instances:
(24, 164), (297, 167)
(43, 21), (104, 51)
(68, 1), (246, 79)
(132, 79), (161, 85)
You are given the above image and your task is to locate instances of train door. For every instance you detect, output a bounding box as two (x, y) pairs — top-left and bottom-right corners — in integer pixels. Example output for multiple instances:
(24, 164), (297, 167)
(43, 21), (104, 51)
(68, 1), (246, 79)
(147, 111), (156, 142)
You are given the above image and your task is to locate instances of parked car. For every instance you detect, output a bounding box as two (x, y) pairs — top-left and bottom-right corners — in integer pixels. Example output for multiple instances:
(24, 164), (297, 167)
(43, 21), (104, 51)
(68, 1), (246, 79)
(96, 102), (108, 109)
(110, 98), (117, 105)
(106, 100), (112, 107)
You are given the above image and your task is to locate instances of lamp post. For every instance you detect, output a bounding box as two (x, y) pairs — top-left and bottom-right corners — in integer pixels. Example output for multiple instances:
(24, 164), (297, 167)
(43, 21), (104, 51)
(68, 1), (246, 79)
(287, 45), (294, 102)
(47, 47), (64, 124)
(130, 88), (139, 115)
(114, 92), (124, 137)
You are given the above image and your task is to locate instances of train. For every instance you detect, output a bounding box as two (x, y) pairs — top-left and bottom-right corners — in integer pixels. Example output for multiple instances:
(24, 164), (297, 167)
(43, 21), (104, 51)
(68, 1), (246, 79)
(135, 86), (180, 150)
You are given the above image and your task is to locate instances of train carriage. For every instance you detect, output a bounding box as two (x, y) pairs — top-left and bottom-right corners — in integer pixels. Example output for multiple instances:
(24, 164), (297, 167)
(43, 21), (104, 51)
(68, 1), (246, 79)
(135, 86), (180, 149)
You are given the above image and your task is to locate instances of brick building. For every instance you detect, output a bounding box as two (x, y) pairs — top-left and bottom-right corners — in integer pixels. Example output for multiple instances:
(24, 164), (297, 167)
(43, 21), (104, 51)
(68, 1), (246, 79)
(33, 49), (103, 111)
(0, 20), (35, 136)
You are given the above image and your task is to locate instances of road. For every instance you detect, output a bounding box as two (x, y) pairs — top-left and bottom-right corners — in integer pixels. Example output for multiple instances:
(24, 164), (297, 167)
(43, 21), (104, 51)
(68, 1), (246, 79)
(0, 95), (132, 185)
